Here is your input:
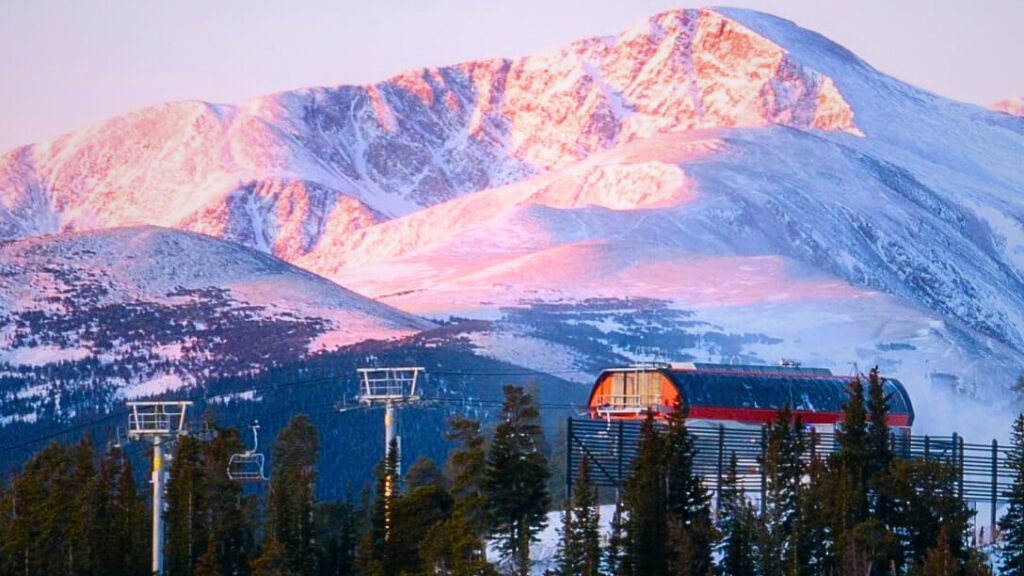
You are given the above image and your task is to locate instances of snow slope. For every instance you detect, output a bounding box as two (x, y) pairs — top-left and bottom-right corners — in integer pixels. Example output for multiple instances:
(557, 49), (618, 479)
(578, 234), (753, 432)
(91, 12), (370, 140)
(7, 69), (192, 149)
(0, 226), (432, 402)
(0, 9), (865, 258)
(0, 8), (1022, 438)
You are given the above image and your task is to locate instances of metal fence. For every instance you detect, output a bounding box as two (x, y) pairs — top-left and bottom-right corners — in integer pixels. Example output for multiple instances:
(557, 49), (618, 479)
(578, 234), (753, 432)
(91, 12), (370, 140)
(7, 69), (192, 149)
(566, 418), (1016, 531)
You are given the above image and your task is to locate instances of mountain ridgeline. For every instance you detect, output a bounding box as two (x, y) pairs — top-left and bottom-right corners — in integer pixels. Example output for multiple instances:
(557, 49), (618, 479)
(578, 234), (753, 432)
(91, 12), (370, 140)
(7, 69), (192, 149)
(1, 7), (1024, 461)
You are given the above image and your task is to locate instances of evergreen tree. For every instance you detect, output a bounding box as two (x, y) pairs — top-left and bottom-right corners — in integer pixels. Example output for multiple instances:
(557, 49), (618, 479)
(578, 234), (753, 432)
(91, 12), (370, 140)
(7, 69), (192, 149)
(485, 385), (550, 576)
(445, 416), (489, 534)
(314, 495), (358, 576)
(913, 525), (957, 576)
(165, 434), (206, 576)
(605, 499), (627, 576)
(421, 417), (495, 576)
(797, 458), (836, 576)
(758, 404), (806, 576)
(111, 454), (149, 576)
(256, 415), (320, 576)
(355, 438), (399, 576)
(881, 459), (973, 572)
(622, 412), (667, 576)
(553, 456), (601, 576)
(388, 457), (453, 575)
(552, 496), (577, 576)
(998, 414), (1024, 576)
(717, 453), (756, 576)
(664, 401), (715, 576)
(201, 426), (258, 576)
(420, 509), (498, 576)
(866, 367), (895, 482)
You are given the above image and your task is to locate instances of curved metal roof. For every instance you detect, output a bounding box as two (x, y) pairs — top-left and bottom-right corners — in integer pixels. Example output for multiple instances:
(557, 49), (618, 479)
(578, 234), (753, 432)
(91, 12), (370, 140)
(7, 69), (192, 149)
(663, 365), (914, 424)
(590, 363), (914, 425)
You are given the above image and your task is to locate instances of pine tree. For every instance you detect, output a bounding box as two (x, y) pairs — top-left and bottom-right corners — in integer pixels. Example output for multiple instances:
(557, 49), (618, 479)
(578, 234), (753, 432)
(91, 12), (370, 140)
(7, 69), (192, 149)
(256, 415), (320, 576)
(998, 414), (1024, 576)
(605, 499), (627, 576)
(355, 438), (399, 576)
(485, 385), (550, 576)
(837, 374), (869, 466)
(622, 411), (667, 576)
(111, 454), (149, 576)
(758, 404), (806, 576)
(573, 457), (602, 576)
(866, 366), (895, 481)
(421, 417), (495, 576)
(552, 496), (578, 576)
(664, 401), (715, 576)
(165, 434), (206, 576)
(882, 459), (973, 571)
(201, 426), (258, 576)
(914, 524), (958, 576)
(717, 453), (756, 576)
(553, 456), (601, 576)
(445, 415), (489, 535)
(388, 457), (453, 575)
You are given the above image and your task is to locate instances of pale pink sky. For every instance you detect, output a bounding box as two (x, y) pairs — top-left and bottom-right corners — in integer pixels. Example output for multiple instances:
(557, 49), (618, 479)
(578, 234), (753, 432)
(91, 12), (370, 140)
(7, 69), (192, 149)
(1, 0), (1021, 153)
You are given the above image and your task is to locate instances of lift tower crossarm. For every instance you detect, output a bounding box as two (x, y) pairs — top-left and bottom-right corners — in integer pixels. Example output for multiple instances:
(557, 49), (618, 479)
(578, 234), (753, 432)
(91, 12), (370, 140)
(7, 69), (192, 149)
(126, 401), (192, 576)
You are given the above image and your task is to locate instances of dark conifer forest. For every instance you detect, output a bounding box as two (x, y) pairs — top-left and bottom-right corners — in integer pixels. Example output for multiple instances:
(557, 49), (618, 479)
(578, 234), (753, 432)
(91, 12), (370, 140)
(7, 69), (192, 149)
(1, 377), (1022, 576)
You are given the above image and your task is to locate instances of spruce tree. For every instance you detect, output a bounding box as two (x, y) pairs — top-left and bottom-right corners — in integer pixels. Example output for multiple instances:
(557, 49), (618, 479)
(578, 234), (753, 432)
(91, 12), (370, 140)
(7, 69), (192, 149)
(485, 385), (550, 576)
(257, 415), (320, 576)
(758, 404), (806, 576)
(355, 438), (399, 576)
(445, 416), (489, 534)
(866, 366), (895, 481)
(421, 417), (495, 576)
(573, 457), (602, 576)
(664, 401), (714, 576)
(622, 411), (667, 576)
(553, 496), (578, 576)
(200, 426), (258, 576)
(717, 453), (756, 576)
(553, 456), (601, 576)
(998, 414), (1024, 576)
(605, 499), (627, 576)
(882, 459), (973, 571)
(388, 457), (453, 575)
(165, 434), (206, 576)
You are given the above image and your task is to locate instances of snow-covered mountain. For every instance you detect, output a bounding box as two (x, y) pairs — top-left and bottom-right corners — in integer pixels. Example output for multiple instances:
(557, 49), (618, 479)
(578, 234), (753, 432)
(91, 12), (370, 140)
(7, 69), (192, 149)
(0, 9), (863, 254)
(0, 226), (431, 422)
(1, 8), (1023, 439)
(991, 97), (1024, 117)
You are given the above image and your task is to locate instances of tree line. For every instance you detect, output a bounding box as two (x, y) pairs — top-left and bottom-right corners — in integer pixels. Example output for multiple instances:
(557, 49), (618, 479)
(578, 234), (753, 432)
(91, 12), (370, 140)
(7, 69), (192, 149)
(3, 372), (1024, 575)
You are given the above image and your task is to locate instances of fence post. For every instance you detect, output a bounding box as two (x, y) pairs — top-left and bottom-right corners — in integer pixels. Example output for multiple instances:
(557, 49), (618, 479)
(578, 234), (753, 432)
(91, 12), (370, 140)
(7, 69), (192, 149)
(957, 434), (964, 503)
(716, 424), (725, 522)
(760, 425), (767, 516)
(925, 435), (930, 461)
(991, 439), (999, 539)
(566, 418), (573, 499)
(810, 427), (818, 462)
(616, 420), (624, 499)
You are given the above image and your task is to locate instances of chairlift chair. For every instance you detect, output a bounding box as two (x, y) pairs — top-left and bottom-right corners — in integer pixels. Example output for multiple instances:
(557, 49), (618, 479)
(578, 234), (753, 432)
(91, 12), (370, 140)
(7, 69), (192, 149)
(227, 421), (268, 482)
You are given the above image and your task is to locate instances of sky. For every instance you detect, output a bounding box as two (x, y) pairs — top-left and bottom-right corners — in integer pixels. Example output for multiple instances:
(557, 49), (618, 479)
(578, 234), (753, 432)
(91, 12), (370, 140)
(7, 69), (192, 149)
(1, 0), (1022, 153)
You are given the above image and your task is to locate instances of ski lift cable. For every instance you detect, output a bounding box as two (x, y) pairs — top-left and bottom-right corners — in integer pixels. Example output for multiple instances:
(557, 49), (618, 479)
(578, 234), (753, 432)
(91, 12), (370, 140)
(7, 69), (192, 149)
(0, 367), (593, 457)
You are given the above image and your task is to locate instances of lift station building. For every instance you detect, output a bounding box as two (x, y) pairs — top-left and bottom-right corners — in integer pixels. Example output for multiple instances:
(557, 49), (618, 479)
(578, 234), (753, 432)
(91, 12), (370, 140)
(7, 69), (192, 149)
(586, 362), (914, 433)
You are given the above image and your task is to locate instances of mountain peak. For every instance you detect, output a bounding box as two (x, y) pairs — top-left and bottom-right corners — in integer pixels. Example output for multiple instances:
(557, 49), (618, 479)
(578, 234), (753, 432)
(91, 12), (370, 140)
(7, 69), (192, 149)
(990, 97), (1024, 117)
(0, 6), (869, 260)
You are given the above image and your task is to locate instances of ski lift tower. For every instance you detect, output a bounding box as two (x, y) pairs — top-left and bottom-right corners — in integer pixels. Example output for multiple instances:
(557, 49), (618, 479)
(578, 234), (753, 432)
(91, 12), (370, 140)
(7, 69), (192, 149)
(355, 367), (424, 478)
(127, 401), (192, 576)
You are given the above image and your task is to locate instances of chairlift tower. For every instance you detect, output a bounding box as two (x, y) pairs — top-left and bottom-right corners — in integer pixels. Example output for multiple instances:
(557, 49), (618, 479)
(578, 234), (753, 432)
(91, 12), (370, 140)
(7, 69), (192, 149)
(354, 367), (424, 479)
(127, 401), (192, 576)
